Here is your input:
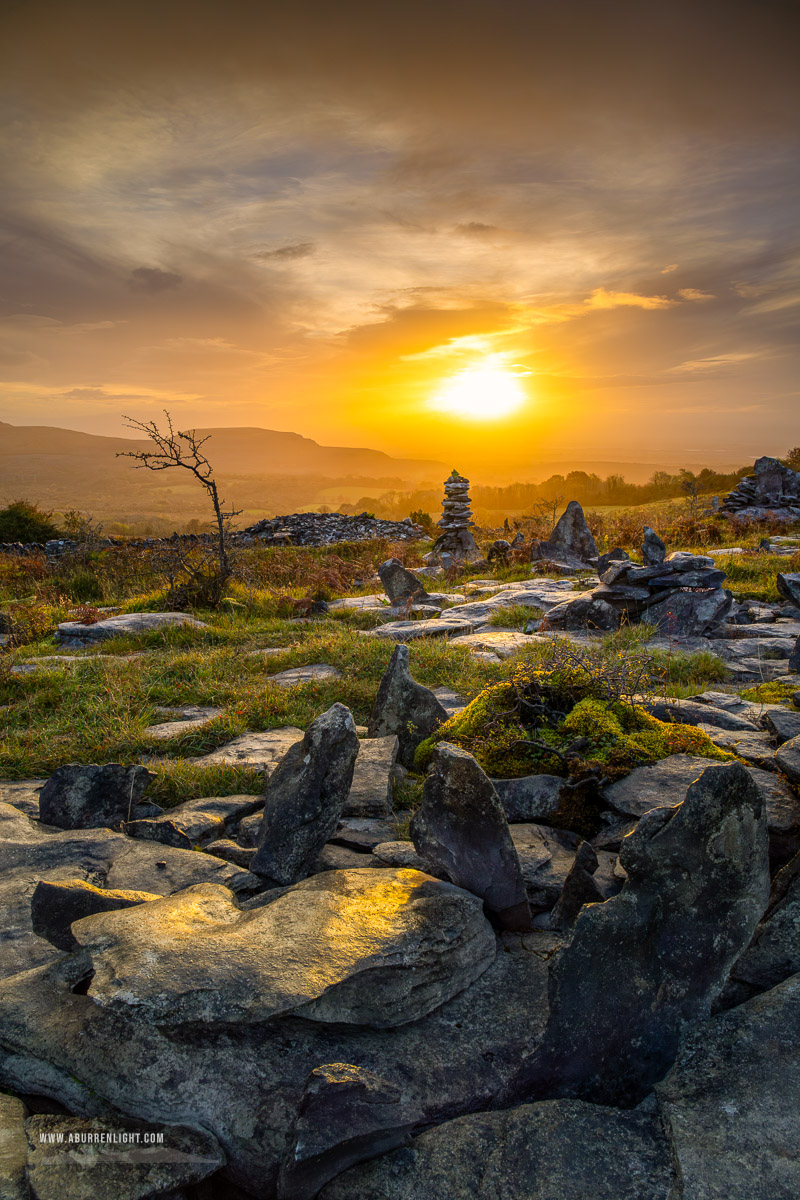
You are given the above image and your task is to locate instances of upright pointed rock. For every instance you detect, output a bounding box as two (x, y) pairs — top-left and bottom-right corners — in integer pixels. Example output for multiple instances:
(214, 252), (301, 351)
(367, 645), (448, 768)
(252, 703), (360, 883)
(641, 526), (667, 565)
(505, 761), (770, 1106)
(411, 743), (532, 930)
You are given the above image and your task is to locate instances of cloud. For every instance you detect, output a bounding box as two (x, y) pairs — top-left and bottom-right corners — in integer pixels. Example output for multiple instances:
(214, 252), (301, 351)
(678, 288), (715, 301)
(254, 243), (315, 261)
(128, 267), (183, 293)
(455, 223), (498, 236)
(585, 289), (675, 311)
(55, 387), (150, 401)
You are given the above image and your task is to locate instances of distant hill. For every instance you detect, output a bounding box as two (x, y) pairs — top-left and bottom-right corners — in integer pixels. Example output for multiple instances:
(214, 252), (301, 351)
(0, 421), (446, 481)
(0, 420), (448, 530)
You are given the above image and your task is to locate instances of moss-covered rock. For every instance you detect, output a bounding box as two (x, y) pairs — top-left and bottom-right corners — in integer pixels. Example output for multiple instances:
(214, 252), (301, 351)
(415, 677), (731, 784)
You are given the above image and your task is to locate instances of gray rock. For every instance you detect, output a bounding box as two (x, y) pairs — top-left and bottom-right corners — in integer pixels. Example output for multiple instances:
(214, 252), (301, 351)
(195, 726), (305, 772)
(312, 844), (376, 872)
(205, 839), (256, 868)
(38, 764), (154, 830)
(727, 851), (800, 996)
(642, 588), (733, 636)
(505, 762), (770, 1105)
(143, 704), (223, 740)
(30, 879), (160, 952)
(697, 725), (776, 768)
(509, 824), (582, 913)
(646, 697), (759, 731)
(24, 1113), (224, 1200)
(0, 1091), (27, 1200)
(56, 611), (206, 644)
(766, 707), (800, 743)
(123, 793), (262, 848)
(0, 801), (249, 981)
(371, 842), (431, 872)
(366, 645), (448, 769)
(777, 572), (800, 608)
(72, 870), (496, 1029)
(656, 973), (800, 1200)
(537, 501), (597, 565)
(319, 1098), (673, 1200)
(641, 526), (666, 565)
(548, 841), (603, 931)
(364, 617), (473, 641)
(0, 928), (556, 1196)
(332, 818), (397, 852)
(430, 686), (466, 717)
(411, 744), (531, 931)
(251, 704), (360, 883)
(378, 559), (431, 604)
(278, 1064), (421, 1200)
(491, 774), (572, 823)
(541, 594), (619, 632)
(268, 664), (343, 688)
(790, 635), (800, 672)
(343, 736), (398, 817)
(596, 547), (630, 574)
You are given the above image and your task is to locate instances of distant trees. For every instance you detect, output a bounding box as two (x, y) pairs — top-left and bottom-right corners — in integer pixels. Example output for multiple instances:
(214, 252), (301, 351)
(0, 500), (63, 543)
(783, 447), (800, 472)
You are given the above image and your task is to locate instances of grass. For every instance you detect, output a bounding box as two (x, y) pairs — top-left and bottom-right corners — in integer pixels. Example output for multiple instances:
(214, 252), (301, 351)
(487, 604), (544, 629)
(1, 533), (790, 802)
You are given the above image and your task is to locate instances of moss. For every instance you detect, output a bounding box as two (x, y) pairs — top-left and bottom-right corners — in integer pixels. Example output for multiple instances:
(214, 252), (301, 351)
(740, 680), (799, 707)
(416, 686), (732, 782)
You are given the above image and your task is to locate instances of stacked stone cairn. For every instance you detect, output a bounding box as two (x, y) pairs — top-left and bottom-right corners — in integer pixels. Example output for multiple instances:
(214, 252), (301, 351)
(427, 470), (481, 566)
(545, 525), (732, 635)
(721, 455), (800, 522)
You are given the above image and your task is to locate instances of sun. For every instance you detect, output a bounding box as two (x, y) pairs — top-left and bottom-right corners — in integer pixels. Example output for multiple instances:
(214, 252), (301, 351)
(430, 358), (528, 420)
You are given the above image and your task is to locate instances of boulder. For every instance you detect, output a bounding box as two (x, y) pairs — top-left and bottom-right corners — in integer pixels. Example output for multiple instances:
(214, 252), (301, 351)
(641, 526), (666, 565)
(0, 801), (249, 981)
(30, 879), (160, 952)
(491, 774), (574, 823)
(596, 547), (630, 574)
(509, 824), (584, 913)
(790, 635), (800, 673)
(278, 1064), (421, 1200)
(366, 645), (448, 769)
(774, 734), (800, 785)
(531, 501), (597, 567)
(410, 744), (531, 930)
(319, 1098), (673, 1200)
(726, 851), (800, 997)
(656, 973), (800, 1200)
(71, 870), (496, 1029)
(38, 764), (154, 830)
(548, 841), (603, 931)
(123, 793), (262, 849)
(505, 762), (770, 1106)
(252, 704), (360, 884)
(195, 726), (304, 772)
(378, 559), (431, 604)
(765, 707), (800, 743)
(776, 573), (800, 608)
(143, 703), (224, 740)
(541, 594), (619, 632)
(343, 736), (398, 817)
(0, 927), (555, 1196)
(24, 1114), (224, 1200)
(642, 588), (733, 636)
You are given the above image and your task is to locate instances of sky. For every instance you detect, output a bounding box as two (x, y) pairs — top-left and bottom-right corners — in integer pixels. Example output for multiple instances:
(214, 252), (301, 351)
(0, 0), (798, 475)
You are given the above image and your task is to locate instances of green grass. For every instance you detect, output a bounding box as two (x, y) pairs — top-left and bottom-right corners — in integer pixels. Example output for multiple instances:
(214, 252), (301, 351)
(487, 604), (544, 629)
(740, 680), (799, 707)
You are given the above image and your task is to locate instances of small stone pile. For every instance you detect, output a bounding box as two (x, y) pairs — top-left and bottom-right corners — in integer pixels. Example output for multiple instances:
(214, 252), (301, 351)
(546, 526), (732, 635)
(239, 512), (427, 546)
(427, 471), (481, 566)
(721, 456), (800, 522)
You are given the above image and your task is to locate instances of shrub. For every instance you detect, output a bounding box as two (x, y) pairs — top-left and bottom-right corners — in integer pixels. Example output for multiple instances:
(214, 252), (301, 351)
(0, 500), (63, 543)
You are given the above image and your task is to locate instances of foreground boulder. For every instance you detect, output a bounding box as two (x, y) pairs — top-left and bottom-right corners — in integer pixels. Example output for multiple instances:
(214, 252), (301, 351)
(319, 1098), (673, 1200)
(656, 972), (800, 1200)
(71, 870), (496, 1029)
(0, 928), (554, 1195)
(0, 1091), (26, 1200)
(38, 764), (154, 830)
(411, 744), (531, 930)
(278, 1064), (421, 1200)
(30, 879), (160, 952)
(724, 850), (800, 1002)
(24, 1114), (224, 1200)
(252, 704), (360, 883)
(367, 645), (448, 768)
(0, 801), (249, 980)
(505, 762), (770, 1106)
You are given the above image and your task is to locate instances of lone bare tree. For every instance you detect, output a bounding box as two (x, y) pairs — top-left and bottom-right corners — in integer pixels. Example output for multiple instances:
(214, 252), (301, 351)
(117, 411), (240, 604)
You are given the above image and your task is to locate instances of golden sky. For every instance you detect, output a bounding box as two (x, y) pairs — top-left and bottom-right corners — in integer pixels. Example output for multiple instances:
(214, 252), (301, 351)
(0, 0), (798, 474)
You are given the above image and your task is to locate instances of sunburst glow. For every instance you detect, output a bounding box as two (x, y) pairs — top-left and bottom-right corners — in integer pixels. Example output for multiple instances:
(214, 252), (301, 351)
(430, 359), (529, 420)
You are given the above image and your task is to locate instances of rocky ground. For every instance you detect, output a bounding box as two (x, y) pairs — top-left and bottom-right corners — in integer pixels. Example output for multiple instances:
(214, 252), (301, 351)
(1, 529), (800, 1198)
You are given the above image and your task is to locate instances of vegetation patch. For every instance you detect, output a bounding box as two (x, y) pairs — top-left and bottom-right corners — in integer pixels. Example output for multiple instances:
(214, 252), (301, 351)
(741, 680), (800, 707)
